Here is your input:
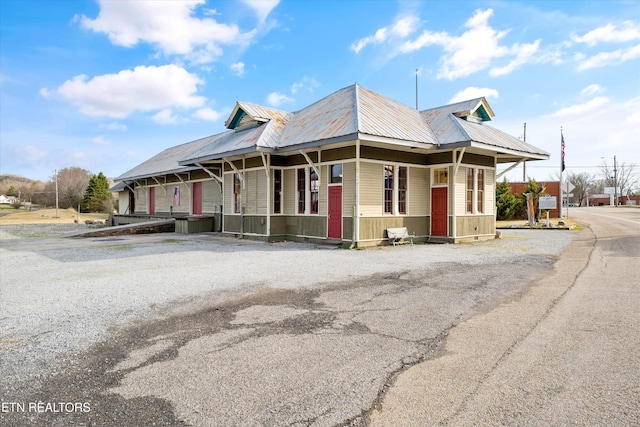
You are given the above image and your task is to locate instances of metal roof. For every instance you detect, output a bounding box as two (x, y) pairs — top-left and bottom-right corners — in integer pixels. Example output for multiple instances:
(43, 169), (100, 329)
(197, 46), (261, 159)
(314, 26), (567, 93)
(115, 134), (226, 181)
(116, 84), (550, 180)
(421, 98), (548, 158)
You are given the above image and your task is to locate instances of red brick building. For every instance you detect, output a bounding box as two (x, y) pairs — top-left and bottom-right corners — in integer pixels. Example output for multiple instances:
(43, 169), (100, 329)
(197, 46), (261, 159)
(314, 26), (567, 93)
(509, 181), (561, 218)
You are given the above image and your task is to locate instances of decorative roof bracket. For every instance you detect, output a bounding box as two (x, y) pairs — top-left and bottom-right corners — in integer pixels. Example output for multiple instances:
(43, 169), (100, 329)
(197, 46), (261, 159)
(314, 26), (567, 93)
(299, 150), (321, 184)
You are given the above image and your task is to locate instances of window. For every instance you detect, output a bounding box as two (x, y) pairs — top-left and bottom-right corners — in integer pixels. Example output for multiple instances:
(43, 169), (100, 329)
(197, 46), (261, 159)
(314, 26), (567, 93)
(297, 168), (306, 214)
(384, 165), (394, 214)
(398, 166), (407, 214)
(434, 168), (448, 185)
(310, 168), (319, 214)
(477, 169), (484, 213)
(466, 168), (474, 214)
(330, 164), (343, 184)
(234, 173), (242, 213)
(273, 169), (282, 214)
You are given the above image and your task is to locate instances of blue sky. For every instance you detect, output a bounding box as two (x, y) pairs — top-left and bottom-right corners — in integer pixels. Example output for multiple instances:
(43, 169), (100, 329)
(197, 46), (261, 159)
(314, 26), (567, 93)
(1, 0), (639, 183)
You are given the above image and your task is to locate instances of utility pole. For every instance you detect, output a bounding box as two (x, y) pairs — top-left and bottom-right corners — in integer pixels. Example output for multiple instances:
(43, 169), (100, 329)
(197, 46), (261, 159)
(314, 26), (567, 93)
(54, 169), (59, 218)
(614, 155), (617, 207)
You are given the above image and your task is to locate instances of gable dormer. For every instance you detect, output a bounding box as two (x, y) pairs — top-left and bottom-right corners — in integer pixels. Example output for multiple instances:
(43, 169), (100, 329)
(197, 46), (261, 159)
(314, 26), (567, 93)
(452, 97), (495, 123)
(225, 102), (269, 131)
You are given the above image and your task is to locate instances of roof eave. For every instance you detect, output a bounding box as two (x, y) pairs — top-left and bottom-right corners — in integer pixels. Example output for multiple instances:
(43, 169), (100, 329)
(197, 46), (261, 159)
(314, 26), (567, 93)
(179, 146), (276, 166)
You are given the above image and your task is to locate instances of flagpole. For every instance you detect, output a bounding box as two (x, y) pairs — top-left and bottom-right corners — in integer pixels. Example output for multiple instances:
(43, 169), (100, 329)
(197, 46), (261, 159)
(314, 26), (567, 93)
(560, 127), (564, 218)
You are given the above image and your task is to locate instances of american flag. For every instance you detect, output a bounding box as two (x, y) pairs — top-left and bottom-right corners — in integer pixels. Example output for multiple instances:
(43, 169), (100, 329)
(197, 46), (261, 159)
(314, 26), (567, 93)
(561, 132), (566, 172)
(173, 187), (180, 206)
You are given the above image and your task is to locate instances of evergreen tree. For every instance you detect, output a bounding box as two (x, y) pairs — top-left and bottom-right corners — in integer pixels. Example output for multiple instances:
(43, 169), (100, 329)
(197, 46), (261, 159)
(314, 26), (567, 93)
(82, 172), (110, 212)
(496, 179), (522, 220)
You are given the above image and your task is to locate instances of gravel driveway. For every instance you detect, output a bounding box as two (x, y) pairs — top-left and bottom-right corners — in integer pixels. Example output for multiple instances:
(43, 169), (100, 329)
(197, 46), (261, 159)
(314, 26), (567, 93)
(0, 226), (576, 425)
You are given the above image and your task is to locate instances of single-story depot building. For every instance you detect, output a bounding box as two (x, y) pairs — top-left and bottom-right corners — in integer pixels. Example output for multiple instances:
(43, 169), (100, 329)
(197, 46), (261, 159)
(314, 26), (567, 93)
(111, 84), (549, 246)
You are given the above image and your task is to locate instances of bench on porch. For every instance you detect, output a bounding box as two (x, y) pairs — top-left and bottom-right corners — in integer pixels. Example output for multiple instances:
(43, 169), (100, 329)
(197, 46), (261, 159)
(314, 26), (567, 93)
(386, 227), (414, 246)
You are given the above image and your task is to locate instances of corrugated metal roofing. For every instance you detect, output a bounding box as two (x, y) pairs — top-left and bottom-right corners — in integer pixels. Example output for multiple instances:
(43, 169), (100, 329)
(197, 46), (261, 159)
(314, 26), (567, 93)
(116, 84), (550, 180)
(116, 135), (222, 181)
(422, 98), (548, 157)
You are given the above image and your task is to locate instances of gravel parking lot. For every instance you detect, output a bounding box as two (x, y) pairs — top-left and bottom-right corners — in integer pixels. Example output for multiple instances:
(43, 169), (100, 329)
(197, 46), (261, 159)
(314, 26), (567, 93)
(1, 225), (576, 425)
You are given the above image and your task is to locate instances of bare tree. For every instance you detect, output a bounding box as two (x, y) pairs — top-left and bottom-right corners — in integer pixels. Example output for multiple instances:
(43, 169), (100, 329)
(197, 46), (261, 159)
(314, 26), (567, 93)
(565, 171), (594, 206)
(55, 167), (92, 209)
(600, 161), (639, 201)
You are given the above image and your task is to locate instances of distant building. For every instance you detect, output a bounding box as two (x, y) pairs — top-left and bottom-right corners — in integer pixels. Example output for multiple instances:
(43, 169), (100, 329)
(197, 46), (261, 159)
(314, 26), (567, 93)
(587, 195), (640, 206)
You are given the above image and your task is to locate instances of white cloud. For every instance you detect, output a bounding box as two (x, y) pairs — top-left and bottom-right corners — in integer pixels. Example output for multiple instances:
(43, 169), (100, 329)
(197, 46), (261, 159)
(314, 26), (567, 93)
(581, 84), (605, 96)
(100, 122), (128, 131)
(400, 9), (516, 80)
(449, 87), (499, 104)
(193, 108), (223, 122)
(91, 136), (110, 145)
(152, 108), (181, 125)
(576, 44), (640, 71)
(230, 62), (246, 77)
(490, 40), (541, 76)
(48, 65), (205, 119)
(548, 96), (610, 117)
(241, 0), (279, 25)
(572, 21), (640, 47)
(266, 92), (293, 107)
(78, 0), (256, 64)
(290, 76), (319, 94)
(350, 15), (419, 53)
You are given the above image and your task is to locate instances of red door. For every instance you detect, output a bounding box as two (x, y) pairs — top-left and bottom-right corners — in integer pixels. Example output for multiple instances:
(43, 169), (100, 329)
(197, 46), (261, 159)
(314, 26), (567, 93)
(192, 182), (203, 215)
(431, 187), (448, 236)
(328, 186), (342, 239)
(149, 187), (155, 215)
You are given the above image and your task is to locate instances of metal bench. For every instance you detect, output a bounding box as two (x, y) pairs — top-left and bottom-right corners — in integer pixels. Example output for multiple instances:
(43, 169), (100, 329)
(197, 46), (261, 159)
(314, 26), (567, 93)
(386, 227), (414, 246)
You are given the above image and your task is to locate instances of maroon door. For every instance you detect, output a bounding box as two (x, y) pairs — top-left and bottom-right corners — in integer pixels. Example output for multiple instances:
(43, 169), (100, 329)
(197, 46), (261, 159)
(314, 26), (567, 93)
(192, 182), (203, 215)
(149, 187), (155, 215)
(431, 187), (448, 236)
(328, 186), (342, 239)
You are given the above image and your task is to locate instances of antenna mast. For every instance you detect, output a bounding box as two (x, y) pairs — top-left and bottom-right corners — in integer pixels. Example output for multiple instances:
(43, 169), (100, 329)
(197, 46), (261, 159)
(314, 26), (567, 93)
(415, 69), (418, 110)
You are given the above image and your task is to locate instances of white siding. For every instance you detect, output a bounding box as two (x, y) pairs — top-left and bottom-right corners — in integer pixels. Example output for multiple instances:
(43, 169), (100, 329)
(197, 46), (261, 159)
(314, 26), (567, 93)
(359, 161), (383, 216)
(409, 167), (428, 215)
(283, 168), (296, 215)
(454, 166), (466, 216)
(485, 168), (495, 215)
(203, 180), (223, 214)
(342, 162), (356, 216)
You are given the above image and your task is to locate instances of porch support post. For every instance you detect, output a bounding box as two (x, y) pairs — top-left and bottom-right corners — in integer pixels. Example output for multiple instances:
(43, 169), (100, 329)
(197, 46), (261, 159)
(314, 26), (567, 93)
(353, 140), (361, 248)
(451, 148), (466, 241)
(260, 152), (271, 238)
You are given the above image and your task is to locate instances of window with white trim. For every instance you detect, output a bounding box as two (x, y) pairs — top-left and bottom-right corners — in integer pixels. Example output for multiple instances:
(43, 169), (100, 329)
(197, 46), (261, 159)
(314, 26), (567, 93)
(466, 167), (485, 214)
(273, 169), (282, 214)
(297, 168), (306, 214)
(310, 168), (319, 214)
(384, 165), (408, 215)
(233, 173), (242, 213)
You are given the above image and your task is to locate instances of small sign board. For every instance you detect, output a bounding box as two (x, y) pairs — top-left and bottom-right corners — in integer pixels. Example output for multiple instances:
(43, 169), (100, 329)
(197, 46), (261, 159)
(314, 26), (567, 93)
(539, 195), (557, 210)
(603, 187), (622, 195)
(565, 181), (575, 193)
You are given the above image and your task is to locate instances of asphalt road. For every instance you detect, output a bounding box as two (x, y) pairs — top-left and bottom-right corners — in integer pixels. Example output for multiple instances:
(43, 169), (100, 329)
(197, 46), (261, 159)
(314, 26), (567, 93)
(1, 207), (637, 426)
(369, 206), (640, 425)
